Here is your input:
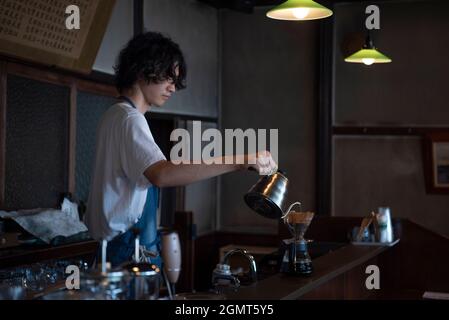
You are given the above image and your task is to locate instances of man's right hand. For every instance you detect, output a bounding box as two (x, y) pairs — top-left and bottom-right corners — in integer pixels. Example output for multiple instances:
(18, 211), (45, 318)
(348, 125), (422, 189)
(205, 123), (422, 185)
(246, 151), (278, 176)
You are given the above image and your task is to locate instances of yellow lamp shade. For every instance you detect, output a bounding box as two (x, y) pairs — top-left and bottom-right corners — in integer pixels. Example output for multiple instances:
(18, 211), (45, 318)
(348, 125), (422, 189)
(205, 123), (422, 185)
(344, 48), (392, 65)
(345, 35), (392, 65)
(266, 0), (333, 21)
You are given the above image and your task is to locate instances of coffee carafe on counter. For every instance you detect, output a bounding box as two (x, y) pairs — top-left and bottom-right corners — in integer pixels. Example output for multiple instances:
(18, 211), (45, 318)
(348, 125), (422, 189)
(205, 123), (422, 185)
(244, 169), (314, 276)
(280, 211), (314, 275)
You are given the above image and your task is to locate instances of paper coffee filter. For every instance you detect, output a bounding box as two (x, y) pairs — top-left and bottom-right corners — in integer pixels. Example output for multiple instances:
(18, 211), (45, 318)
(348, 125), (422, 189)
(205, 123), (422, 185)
(286, 211), (315, 225)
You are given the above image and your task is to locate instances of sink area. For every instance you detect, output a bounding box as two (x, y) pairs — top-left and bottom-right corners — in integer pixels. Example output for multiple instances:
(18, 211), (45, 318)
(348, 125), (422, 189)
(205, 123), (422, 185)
(216, 242), (348, 284)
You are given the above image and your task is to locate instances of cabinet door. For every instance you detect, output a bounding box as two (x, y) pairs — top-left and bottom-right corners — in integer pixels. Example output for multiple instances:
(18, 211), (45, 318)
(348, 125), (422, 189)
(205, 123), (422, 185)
(5, 75), (70, 210)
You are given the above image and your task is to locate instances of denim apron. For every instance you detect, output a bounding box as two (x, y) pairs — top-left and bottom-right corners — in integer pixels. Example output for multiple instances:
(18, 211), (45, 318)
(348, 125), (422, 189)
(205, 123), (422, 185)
(104, 96), (162, 268)
(106, 186), (161, 268)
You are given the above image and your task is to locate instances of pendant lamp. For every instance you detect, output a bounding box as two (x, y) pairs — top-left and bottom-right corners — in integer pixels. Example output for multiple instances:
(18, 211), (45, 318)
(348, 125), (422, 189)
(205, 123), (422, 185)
(344, 35), (392, 65)
(266, 0), (333, 21)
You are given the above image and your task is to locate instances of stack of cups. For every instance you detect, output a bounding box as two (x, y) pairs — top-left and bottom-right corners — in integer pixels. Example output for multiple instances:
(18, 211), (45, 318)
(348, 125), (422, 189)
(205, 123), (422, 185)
(377, 207), (393, 243)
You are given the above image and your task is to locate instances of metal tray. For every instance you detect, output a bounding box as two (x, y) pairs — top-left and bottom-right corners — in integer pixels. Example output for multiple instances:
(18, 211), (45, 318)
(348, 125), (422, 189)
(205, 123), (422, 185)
(351, 238), (400, 247)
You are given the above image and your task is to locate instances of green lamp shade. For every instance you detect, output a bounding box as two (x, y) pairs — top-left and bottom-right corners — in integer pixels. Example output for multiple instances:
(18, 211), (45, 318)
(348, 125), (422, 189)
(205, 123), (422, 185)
(266, 0), (333, 21)
(344, 48), (392, 65)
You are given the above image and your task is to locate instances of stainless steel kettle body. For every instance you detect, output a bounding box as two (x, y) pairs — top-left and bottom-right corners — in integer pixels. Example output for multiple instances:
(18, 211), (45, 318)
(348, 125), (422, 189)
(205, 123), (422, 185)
(244, 170), (289, 219)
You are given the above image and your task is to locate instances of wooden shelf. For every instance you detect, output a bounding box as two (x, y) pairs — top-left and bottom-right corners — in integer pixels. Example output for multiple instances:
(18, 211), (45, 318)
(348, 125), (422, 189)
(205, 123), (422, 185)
(0, 240), (99, 269)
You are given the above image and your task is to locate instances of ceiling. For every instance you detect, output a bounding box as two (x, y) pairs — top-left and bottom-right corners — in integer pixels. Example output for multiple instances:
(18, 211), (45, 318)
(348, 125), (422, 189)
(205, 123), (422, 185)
(198, 0), (400, 13)
(198, 0), (283, 13)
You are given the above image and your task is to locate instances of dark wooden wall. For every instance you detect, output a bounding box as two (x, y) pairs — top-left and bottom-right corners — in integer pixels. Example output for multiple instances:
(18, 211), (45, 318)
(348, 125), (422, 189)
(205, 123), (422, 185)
(330, 0), (449, 237)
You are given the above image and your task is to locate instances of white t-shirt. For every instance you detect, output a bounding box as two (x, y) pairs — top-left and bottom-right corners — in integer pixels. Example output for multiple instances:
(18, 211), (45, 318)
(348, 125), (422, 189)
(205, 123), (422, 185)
(84, 102), (166, 241)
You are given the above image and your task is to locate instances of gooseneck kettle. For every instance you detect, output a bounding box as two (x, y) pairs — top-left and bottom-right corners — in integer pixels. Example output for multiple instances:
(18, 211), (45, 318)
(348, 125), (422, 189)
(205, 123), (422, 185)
(244, 170), (301, 219)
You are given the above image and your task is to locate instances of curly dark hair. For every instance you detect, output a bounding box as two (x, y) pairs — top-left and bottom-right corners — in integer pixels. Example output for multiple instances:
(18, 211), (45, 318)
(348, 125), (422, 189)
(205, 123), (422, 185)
(114, 31), (187, 92)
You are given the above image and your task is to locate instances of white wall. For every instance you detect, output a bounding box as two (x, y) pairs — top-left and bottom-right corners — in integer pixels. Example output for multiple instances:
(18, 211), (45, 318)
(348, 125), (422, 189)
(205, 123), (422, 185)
(144, 0), (219, 118)
(93, 0), (133, 74)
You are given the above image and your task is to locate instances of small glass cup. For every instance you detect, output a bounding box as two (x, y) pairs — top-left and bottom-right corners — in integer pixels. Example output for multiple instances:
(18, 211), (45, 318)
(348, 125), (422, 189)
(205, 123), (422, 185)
(377, 207), (393, 243)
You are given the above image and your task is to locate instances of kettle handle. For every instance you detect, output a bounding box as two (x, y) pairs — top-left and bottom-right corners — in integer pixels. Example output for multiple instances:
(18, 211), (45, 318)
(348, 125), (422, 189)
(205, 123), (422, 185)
(281, 201), (302, 220)
(282, 202), (302, 235)
(248, 167), (286, 176)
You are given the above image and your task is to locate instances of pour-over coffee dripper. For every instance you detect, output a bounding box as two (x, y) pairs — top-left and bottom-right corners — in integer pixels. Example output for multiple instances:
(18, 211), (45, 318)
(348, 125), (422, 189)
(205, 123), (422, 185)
(243, 170), (313, 275)
(280, 211), (315, 275)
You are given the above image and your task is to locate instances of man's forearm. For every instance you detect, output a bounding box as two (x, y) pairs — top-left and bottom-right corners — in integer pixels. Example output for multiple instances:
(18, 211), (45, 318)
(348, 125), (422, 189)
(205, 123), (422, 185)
(144, 155), (245, 187)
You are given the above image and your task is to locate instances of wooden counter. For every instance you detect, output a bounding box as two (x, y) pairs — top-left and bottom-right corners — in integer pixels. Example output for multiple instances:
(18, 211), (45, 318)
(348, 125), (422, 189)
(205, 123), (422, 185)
(224, 244), (390, 300)
(192, 217), (449, 299)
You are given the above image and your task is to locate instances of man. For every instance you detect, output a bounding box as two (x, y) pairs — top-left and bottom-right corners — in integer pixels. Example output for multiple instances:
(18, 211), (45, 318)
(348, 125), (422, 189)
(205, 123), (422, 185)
(85, 32), (277, 267)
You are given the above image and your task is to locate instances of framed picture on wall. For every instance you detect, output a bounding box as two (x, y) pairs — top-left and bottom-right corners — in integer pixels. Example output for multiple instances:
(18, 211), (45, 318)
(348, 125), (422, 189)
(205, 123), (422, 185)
(424, 132), (449, 194)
